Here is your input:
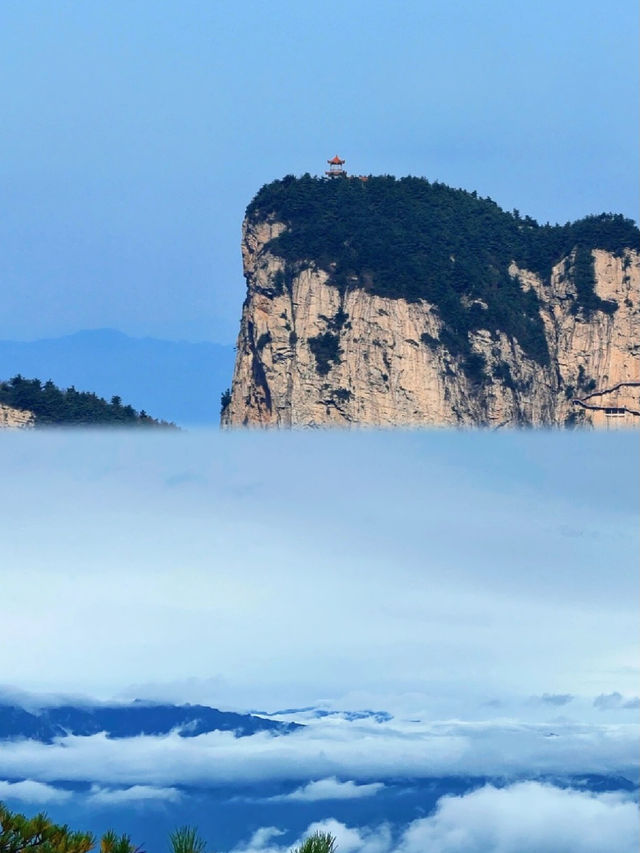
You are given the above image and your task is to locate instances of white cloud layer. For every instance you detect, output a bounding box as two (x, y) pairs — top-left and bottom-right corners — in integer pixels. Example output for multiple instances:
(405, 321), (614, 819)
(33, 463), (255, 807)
(0, 714), (636, 789)
(87, 784), (182, 806)
(231, 783), (640, 853)
(0, 779), (72, 804)
(270, 778), (384, 802)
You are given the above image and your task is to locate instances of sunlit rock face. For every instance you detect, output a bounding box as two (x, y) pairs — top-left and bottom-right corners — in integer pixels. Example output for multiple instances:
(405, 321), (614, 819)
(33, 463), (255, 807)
(0, 403), (34, 428)
(223, 211), (639, 429)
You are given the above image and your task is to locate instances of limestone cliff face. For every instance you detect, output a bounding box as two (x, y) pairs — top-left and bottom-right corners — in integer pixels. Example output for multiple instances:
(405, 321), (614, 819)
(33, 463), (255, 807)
(222, 219), (639, 428)
(0, 403), (35, 428)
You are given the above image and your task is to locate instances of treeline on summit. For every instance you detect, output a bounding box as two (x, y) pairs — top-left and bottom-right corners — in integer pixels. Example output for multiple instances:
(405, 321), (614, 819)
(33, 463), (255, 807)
(0, 375), (173, 427)
(247, 175), (638, 371)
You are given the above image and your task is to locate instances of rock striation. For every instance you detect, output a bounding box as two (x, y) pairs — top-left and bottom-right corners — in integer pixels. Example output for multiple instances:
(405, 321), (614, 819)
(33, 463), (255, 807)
(223, 179), (639, 428)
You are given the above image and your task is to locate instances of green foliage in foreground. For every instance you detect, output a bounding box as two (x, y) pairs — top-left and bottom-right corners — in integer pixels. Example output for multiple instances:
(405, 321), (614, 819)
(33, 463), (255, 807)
(0, 375), (174, 427)
(0, 805), (149, 853)
(0, 803), (94, 853)
(0, 802), (338, 853)
(169, 827), (207, 853)
(247, 174), (638, 371)
(292, 832), (337, 853)
(100, 831), (143, 853)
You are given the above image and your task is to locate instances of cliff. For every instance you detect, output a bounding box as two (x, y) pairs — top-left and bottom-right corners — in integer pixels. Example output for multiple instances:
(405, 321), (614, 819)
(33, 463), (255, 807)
(222, 176), (639, 428)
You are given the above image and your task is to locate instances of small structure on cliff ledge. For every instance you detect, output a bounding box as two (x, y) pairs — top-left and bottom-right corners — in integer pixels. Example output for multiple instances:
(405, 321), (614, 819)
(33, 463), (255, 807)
(326, 155), (346, 178)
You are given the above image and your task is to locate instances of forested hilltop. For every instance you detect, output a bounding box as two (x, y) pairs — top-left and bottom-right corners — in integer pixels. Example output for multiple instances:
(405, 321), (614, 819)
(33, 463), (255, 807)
(0, 375), (175, 427)
(225, 174), (639, 427)
(247, 174), (638, 369)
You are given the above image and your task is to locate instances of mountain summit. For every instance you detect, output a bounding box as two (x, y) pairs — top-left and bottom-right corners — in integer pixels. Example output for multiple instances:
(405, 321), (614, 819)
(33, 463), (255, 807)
(222, 175), (639, 428)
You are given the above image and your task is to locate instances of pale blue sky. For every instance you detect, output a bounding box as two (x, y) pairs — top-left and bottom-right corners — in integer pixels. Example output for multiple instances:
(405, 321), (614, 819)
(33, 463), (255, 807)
(1, 429), (637, 706)
(1, 0), (638, 343)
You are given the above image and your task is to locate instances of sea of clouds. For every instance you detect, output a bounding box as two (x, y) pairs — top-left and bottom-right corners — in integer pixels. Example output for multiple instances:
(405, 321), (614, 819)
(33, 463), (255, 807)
(0, 431), (637, 849)
(1, 695), (637, 798)
(230, 783), (639, 853)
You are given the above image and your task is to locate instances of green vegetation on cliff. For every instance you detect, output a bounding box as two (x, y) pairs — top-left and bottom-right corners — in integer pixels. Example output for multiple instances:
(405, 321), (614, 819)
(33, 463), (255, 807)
(247, 175), (638, 372)
(0, 375), (174, 427)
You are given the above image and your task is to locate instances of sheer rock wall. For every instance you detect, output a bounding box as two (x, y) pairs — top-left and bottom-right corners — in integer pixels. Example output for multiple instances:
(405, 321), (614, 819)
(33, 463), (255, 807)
(222, 219), (639, 428)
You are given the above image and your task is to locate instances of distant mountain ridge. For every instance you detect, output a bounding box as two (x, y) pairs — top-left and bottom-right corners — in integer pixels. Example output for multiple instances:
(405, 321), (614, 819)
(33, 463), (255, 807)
(0, 700), (300, 742)
(0, 329), (235, 427)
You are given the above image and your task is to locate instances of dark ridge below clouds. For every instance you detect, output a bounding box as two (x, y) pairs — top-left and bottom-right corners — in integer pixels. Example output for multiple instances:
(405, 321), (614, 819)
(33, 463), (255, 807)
(0, 701), (299, 743)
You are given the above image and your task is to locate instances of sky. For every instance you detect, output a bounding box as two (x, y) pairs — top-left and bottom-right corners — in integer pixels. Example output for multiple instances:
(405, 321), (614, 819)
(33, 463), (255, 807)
(1, 0), (638, 344)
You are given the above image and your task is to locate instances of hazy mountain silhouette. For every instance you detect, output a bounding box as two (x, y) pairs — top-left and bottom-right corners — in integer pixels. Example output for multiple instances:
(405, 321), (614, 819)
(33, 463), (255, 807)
(0, 700), (300, 742)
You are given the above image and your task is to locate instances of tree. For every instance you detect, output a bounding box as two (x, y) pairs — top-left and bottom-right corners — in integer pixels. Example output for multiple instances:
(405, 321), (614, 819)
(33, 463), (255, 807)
(292, 832), (337, 853)
(0, 376), (174, 427)
(168, 826), (207, 853)
(100, 831), (143, 853)
(0, 803), (337, 853)
(0, 803), (93, 853)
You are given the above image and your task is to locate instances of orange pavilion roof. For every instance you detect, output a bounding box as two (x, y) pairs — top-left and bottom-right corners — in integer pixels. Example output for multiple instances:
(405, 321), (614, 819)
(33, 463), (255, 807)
(327, 155), (345, 165)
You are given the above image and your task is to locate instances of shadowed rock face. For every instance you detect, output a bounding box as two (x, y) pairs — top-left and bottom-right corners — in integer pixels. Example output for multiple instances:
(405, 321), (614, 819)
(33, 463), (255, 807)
(223, 218), (639, 429)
